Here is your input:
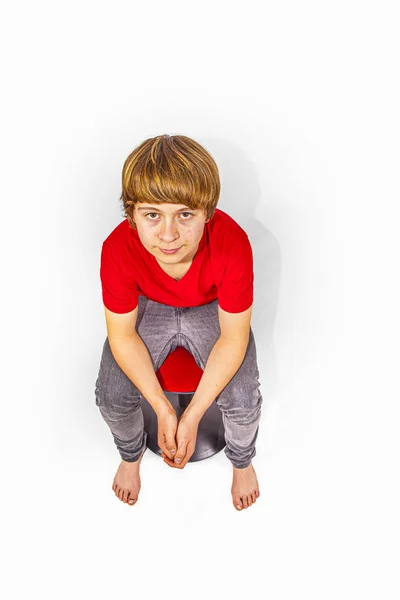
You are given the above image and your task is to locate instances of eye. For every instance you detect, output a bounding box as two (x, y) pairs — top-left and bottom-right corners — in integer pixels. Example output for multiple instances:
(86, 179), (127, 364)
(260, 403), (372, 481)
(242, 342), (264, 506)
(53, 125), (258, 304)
(144, 212), (194, 220)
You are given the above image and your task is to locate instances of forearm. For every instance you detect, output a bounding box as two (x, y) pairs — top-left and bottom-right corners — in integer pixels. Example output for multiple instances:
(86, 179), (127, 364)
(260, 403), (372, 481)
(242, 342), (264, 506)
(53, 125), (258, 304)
(108, 333), (173, 415)
(184, 335), (248, 421)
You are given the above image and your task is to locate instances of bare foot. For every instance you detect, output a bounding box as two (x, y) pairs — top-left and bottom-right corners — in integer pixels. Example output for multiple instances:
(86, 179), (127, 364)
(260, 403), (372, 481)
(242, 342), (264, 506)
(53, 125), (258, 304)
(231, 462), (260, 511)
(112, 448), (146, 506)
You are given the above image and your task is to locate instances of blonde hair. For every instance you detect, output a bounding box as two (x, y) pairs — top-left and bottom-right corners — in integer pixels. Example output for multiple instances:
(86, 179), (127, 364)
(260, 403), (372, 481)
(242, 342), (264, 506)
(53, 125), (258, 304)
(120, 134), (220, 230)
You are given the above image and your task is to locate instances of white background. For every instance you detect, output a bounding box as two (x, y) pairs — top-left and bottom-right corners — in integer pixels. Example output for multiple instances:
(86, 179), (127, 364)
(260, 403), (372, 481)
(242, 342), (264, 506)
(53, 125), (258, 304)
(1, 1), (399, 598)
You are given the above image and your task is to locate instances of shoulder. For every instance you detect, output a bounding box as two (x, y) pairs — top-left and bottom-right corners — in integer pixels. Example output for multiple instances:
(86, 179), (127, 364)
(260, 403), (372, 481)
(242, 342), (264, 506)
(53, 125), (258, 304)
(100, 220), (140, 280)
(211, 208), (248, 237)
(209, 209), (252, 263)
(103, 219), (134, 249)
(209, 208), (251, 251)
(101, 220), (139, 265)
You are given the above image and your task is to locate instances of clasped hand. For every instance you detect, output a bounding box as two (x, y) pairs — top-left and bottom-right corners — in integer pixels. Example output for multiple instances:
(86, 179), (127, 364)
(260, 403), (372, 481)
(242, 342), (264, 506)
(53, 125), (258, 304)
(157, 406), (199, 469)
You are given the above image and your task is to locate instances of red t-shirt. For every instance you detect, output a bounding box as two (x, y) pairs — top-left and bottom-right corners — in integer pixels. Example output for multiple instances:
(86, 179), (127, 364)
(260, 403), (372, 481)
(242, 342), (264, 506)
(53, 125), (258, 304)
(100, 207), (254, 314)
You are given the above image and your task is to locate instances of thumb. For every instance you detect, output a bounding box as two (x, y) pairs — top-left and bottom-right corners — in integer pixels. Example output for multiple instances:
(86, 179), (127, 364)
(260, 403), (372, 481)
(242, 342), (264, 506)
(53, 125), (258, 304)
(164, 433), (177, 459)
(174, 440), (187, 464)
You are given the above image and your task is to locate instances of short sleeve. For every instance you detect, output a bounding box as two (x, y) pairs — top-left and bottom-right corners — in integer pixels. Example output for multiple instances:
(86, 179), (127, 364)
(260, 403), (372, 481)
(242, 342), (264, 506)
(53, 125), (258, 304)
(100, 242), (139, 313)
(218, 235), (254, 313)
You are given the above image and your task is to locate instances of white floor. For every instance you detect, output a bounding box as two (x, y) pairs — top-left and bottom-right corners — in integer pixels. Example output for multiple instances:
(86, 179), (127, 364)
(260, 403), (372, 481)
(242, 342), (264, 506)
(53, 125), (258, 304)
(5, 325), (398, 600)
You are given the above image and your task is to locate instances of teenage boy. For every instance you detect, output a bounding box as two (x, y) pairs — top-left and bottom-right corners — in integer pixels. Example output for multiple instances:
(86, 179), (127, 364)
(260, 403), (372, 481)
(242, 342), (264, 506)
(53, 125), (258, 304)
(95, 134), (263, 511)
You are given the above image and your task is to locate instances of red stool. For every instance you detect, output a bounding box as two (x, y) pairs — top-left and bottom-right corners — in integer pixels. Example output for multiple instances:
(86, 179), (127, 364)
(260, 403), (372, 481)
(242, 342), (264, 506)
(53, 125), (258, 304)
(140, 346), (226, 461)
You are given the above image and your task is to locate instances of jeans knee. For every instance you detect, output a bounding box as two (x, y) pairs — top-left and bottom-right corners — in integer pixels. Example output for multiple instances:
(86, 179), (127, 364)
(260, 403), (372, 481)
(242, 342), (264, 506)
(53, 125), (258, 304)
(218, 375), (263, 409)
(94, 374), (141, 413)
(94, 375), (103, 407)
(220, 402), (261, 425)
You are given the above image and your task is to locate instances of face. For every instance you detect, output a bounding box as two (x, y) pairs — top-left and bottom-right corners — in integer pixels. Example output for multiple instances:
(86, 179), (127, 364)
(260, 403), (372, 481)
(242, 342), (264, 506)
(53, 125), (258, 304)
(132, 203), (210, 265)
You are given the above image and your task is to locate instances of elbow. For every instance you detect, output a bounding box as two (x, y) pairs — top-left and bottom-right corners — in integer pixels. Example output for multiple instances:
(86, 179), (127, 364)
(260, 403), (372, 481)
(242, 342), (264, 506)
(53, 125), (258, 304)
(218, 334), (249, 359)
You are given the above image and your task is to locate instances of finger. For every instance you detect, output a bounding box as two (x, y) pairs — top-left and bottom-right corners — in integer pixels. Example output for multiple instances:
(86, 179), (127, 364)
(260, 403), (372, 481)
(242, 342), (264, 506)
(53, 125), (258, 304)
(161, 450), (180, 465)
(174, 440), (188, 465)
(159, 442), (175, 461)
(160, 441), (176, 461)
(163, 456), (183, 469)
(175, 443), (195, 469)
(161, 452), (180, 467)
(164, 434), (177, 460)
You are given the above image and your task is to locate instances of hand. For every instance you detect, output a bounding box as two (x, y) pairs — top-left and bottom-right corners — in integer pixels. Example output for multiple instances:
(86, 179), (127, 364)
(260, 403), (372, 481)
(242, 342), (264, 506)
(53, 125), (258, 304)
(161, 412), (200, 469)
(156, 406), (179, 461)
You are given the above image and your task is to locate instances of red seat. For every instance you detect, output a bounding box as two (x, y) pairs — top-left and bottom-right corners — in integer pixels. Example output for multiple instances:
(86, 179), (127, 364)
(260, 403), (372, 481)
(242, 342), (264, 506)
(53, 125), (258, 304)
(141, 344), (225, 462)
(155, 346), (203, 392)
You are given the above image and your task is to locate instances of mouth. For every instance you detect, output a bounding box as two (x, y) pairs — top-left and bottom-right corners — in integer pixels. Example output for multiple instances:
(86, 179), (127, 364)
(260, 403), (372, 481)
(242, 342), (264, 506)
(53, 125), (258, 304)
(159, 246), (181, 254)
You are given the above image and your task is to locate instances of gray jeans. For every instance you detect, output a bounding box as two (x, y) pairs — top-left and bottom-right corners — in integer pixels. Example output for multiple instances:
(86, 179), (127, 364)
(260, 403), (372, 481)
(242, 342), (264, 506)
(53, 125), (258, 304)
(94, 296), (263, 469)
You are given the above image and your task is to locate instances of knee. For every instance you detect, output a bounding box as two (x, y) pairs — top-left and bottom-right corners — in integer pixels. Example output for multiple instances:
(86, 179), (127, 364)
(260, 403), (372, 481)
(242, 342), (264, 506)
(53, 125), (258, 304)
(94, 375), (104, 407)
(227, 401), (262, 423)
(94, 374), (141, 413)
(217, 383), (263, 423)
(220, 369), (262, 405)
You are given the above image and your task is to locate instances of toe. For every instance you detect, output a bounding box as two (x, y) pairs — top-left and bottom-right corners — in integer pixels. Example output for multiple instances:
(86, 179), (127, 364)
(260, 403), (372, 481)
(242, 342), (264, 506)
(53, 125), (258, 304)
(234, 497), (243, 511)
(128, 491), (137, 504)
(251, 491), (257, 503)
(247, 495), (253, 507)
(242, 496), (248, 509)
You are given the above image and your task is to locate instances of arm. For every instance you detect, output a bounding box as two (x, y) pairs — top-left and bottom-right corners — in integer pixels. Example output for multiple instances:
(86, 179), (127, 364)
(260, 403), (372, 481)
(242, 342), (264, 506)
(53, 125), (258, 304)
(104, 305), (173, 416)
(184, 304), (253, 421)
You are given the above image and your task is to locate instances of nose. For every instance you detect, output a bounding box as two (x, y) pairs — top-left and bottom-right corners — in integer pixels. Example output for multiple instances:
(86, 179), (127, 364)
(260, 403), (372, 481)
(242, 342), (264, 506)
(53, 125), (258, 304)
(159, 218), (180, 242)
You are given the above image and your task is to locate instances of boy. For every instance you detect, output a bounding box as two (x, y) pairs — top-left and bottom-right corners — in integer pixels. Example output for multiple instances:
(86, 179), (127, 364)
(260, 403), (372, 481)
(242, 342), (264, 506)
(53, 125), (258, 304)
(95, 134), (263, 511)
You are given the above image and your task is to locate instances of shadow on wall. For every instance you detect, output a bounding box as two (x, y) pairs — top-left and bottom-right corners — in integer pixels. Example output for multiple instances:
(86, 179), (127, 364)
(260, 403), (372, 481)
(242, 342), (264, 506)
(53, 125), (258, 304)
(207, 137), (281, 405)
